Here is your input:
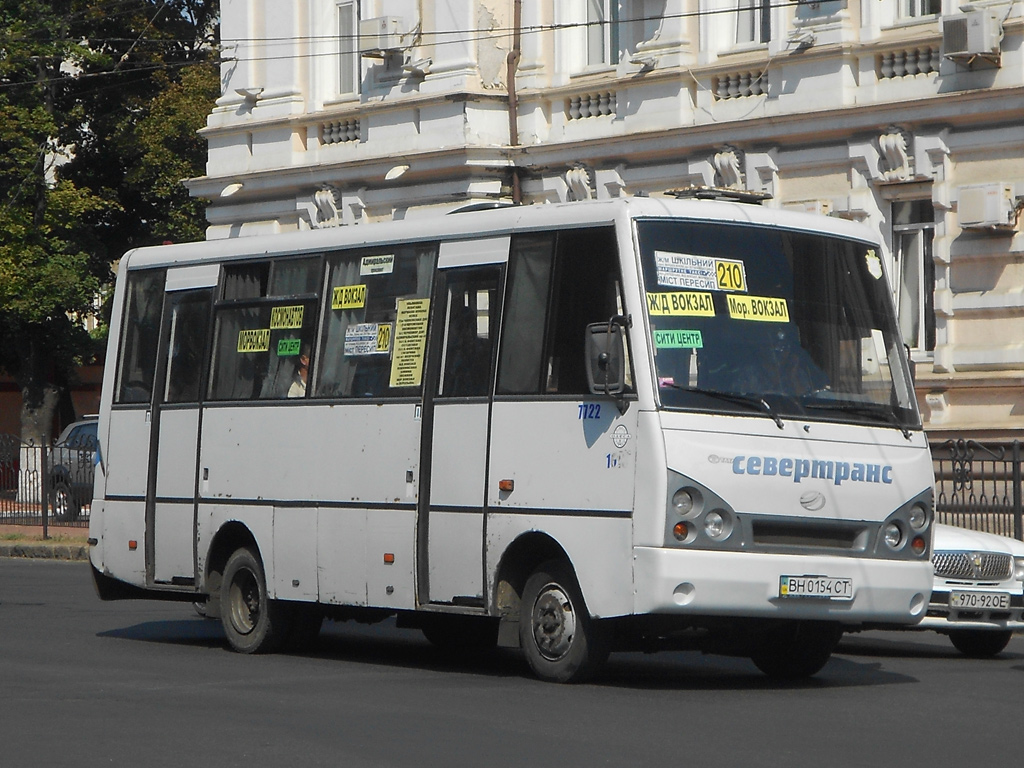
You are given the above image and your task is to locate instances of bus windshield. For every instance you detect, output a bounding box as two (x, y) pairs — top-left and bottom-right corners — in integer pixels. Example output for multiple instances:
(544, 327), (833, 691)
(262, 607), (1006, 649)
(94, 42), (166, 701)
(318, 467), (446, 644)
(637, 218), (919, 430)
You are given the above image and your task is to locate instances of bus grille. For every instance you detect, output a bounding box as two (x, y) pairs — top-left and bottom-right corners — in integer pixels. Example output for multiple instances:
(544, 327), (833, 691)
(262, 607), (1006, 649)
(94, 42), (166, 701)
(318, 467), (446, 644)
(751, 520), (864, 551)
(933, 551), (1012, 580)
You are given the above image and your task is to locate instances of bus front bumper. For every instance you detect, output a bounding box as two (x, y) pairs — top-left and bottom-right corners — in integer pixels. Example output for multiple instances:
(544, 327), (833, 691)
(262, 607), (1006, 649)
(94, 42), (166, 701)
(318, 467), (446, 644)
(633, 546), (932, 626)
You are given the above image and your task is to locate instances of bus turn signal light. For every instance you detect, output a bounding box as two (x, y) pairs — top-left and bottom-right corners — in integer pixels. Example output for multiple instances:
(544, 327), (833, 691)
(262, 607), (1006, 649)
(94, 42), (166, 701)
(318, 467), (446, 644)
(499, 479), (514, 492)
(673, 522), (689, 541)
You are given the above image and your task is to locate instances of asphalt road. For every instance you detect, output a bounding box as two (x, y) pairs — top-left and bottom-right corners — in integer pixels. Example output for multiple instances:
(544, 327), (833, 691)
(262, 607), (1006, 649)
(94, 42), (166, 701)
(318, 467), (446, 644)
(2, 557), (1021, 768)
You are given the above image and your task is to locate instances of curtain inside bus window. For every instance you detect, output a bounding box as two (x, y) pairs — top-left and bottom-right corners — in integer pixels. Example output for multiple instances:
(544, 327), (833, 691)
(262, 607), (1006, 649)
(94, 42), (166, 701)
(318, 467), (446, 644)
(316, 244), (437, 398)
(269, 257), (321, 296)
(115, 269), (166, 404)
(208, 306), (265, 400)
(496, 235), (554, 394)
(222, 263), (268, 300)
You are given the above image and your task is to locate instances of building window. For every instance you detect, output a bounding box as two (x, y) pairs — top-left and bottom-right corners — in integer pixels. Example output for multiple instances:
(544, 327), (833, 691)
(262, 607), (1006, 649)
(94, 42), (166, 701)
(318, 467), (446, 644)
(892, 200), (936, 352)
(339, 1), (359, 96)
(565, 0), (664, 71)
(736, 0), (771, 45)
(898, 0), (941, 19)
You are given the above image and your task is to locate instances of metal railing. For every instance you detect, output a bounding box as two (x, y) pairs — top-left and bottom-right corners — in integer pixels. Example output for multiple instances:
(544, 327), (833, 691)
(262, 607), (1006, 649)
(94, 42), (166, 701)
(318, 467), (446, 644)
(0, 432), (94, 531)
(932, 439), (1023, 541)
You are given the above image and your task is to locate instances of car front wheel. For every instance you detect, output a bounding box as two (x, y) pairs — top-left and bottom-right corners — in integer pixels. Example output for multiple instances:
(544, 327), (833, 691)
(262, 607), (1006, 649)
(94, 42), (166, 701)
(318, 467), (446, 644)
(51, 480), (79, 521)
(949, 629), (1012, 658)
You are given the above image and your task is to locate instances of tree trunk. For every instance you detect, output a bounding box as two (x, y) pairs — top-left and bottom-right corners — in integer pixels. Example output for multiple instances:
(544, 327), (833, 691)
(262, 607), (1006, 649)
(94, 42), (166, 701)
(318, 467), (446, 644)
(16, 342), (61, 505)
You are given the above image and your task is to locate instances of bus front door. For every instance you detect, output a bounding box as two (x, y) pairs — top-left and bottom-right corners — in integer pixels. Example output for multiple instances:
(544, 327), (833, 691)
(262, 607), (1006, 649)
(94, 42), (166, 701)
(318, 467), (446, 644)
(418, 265), (503, 607)
(145, 284), (213, 586)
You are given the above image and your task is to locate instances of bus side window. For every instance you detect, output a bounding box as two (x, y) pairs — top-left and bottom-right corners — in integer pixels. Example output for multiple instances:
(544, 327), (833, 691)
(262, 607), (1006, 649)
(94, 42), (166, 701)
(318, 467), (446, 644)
(497, 227), (627, 396)
(438, 272), (501, 398)
(163, 291), (212, 404)
(115, 269), (166, 404)
(316, 244), (436, 399)
(208, 257), (321, 401)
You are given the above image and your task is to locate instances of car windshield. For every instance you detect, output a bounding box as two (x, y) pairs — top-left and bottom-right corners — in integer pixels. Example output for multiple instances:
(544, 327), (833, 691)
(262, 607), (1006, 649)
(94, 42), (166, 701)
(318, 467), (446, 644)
(59, 422), (98, 449)
(637, 218), (919, 430)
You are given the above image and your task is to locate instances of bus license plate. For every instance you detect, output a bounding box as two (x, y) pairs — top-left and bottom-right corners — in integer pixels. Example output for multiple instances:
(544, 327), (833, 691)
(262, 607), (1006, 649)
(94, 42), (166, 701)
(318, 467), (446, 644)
(949, 591), (1009, 610)
(779, 575), (853, 601)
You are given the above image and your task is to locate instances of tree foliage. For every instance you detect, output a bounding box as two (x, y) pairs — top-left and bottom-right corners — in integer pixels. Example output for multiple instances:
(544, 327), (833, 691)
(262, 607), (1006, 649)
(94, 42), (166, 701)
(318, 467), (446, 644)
(0, 0), (220, 442)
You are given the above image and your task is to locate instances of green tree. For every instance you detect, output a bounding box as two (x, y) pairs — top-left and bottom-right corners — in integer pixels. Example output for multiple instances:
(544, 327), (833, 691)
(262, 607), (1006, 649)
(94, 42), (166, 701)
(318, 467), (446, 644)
(0, 0), (219, 445)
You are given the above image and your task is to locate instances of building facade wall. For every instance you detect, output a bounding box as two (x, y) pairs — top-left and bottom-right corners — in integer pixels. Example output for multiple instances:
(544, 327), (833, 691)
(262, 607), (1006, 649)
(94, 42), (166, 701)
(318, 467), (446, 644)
(187, 0), (1024, 440)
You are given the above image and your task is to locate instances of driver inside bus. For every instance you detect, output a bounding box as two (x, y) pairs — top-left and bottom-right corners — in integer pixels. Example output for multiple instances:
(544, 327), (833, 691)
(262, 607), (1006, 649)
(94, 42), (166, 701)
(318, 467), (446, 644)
(757, 328), (829, 396)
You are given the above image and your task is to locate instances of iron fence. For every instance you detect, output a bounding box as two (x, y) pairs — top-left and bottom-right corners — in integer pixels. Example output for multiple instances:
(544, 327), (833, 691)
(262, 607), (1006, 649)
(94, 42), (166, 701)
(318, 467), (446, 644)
(931, 439), (1023, 541)
(2, 430), (1021, 541)
(0, 432), (94, 530)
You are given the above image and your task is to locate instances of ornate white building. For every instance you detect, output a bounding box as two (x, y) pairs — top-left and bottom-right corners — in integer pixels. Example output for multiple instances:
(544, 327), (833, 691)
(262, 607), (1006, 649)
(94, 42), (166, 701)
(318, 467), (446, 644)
(186, 0), (1024, 440)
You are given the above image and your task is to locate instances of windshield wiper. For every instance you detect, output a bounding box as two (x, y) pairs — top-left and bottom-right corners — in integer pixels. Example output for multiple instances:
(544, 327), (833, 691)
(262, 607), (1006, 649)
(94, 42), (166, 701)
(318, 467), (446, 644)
(802, 399), (911, 440)
(663, 383), (784, 429)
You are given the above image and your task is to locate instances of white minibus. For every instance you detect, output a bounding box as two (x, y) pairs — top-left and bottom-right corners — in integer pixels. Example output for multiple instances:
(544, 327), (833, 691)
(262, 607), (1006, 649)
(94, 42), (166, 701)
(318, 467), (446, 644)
(89, 196), (934, 681)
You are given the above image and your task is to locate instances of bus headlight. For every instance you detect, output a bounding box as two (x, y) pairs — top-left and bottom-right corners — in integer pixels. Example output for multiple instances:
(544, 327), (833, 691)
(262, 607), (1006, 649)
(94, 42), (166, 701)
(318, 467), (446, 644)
(883, 522), (903, 550)
(908, 504), (927, 530)
(704, 510), (733, 541)
(672, 488), (695, 516)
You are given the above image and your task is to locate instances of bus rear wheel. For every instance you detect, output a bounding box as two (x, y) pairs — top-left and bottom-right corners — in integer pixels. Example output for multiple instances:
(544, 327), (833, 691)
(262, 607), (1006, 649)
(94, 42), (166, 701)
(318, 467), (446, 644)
(749, 621), (841, 680)
(221, 547), (291, 654)
(519, 560), (608, 683)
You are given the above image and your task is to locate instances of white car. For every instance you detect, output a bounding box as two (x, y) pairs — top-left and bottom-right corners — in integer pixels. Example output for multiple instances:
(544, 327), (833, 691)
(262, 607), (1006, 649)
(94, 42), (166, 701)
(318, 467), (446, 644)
(919, 523), (1024, 657)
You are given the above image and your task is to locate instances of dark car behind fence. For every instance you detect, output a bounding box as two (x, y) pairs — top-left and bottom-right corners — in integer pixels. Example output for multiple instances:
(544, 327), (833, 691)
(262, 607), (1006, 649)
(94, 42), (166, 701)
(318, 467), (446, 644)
(932, 439), (1023, 541)
(0, 431), (95, 530)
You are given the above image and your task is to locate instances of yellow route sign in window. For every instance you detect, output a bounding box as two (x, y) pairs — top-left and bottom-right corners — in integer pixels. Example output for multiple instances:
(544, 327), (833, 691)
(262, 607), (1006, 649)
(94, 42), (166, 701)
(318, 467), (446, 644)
(646, 291), (715, 317)
(237, 329), (271, 353)
(332, 284), (366, 310)
(270, 305), (304, 329)
(726, 294), (790, 323)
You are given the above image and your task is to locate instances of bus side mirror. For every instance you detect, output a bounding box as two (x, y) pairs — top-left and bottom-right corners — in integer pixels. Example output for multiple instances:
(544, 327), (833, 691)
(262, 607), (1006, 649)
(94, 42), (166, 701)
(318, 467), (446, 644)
(585, 320), (627, 397)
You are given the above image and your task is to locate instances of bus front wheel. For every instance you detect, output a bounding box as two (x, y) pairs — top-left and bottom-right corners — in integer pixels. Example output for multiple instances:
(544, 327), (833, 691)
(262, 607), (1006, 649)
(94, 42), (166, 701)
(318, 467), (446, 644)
(221, 547), (291, 654)
(519, 560), (608, 683)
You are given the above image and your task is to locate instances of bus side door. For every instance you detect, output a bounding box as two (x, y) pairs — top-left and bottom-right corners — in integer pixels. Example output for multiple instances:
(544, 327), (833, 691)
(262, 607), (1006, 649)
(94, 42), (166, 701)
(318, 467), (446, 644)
(487, 228), (638, 609)
(417, 239), (507, 607)
(145, 269), (215, 585)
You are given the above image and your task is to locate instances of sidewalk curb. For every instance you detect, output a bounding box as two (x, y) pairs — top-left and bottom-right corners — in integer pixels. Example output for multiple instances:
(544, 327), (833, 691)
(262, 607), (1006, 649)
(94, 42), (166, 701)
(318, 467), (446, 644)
(0, 543), (89, 561)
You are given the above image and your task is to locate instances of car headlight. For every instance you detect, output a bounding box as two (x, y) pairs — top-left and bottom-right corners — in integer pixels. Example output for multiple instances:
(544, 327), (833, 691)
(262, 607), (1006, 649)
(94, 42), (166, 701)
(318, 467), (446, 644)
(1014, 557), (1024, 582)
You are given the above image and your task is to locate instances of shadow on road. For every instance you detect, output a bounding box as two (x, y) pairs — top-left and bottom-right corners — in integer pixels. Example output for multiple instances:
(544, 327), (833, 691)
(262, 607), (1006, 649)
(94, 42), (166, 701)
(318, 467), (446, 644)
(97, 614), (920, 690)
(837, 632), (1024, 662)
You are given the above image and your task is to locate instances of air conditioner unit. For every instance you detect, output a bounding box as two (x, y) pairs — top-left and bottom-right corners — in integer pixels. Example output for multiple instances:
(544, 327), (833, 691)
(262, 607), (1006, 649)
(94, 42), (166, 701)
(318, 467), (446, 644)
(958, 183), (1018, 232)
(359, 17), (406, 57)
(943, 11), (1002, 67)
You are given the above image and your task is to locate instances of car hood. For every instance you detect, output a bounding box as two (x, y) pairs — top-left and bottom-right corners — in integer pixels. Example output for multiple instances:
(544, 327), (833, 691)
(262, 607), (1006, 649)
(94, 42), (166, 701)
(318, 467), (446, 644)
(933, 523), (1024, 556)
